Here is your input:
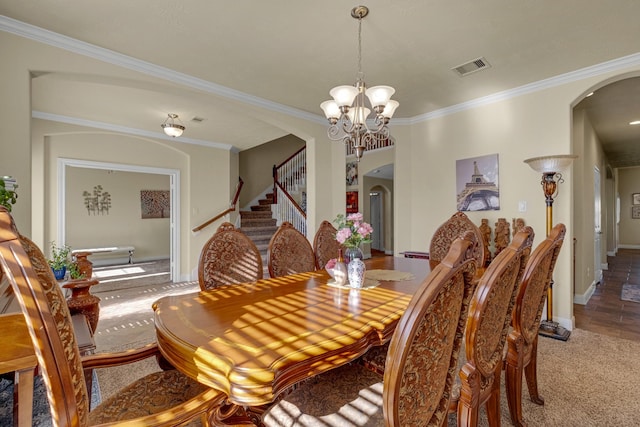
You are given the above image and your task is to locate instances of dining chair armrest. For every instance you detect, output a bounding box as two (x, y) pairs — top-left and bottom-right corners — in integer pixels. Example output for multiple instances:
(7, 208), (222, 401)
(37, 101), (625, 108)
(81, 342), (160, 369)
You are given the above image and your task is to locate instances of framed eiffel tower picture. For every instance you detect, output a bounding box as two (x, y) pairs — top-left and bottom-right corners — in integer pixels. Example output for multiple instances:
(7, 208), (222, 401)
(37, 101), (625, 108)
(456, 153), (500, 212)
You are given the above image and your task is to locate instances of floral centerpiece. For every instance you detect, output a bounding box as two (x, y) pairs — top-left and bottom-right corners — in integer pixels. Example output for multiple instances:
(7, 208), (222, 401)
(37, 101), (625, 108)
(333, 212), (373, 265)
(334, 212), (373, 248)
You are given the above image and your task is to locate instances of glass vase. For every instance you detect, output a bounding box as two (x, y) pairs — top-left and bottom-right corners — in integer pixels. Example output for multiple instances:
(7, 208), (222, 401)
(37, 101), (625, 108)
(344, 247), (364, 264)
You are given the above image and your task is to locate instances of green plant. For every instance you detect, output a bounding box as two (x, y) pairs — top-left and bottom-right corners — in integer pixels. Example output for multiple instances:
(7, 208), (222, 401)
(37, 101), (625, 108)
(0, 176), (18, 212)
(67, 261), (86, 280)
(48, 241), (71, 271)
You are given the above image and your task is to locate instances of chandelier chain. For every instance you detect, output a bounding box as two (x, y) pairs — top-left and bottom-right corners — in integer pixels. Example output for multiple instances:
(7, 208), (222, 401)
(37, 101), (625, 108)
(357, 15), (363, 75)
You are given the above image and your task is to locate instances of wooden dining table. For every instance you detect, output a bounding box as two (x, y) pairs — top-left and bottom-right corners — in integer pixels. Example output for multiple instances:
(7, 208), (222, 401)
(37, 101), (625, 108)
(153, 256), (430, 423)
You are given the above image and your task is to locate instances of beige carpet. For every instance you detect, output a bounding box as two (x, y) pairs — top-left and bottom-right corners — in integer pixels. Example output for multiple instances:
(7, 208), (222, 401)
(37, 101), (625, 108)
(90, 263), (640, 425)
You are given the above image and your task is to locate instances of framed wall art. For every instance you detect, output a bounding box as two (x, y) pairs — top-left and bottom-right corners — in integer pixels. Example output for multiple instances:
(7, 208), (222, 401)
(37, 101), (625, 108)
(346, 161), (358, 186)
(346, 191), (358, 213)
(140, 190), (170, 218)
(456, 153), (500, 211)
(633, 206), (640, 219)
(633, 193), (640, 205)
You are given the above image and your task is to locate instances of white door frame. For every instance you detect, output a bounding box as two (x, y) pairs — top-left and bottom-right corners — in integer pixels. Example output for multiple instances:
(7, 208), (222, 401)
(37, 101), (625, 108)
(57, 158), (181, 282)
(594, 166), (603, 284)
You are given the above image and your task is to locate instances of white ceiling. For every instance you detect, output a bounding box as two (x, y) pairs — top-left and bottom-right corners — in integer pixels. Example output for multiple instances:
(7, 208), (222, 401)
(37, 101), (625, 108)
(1, 1), (640, 164)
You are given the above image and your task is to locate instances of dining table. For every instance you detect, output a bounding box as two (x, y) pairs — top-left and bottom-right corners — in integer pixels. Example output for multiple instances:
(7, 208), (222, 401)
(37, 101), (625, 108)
(153, 256), (430, 424)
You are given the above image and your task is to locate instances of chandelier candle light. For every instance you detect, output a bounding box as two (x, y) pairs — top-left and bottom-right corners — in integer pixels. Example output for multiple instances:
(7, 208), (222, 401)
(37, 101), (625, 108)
(320, 6), (399, 161)
(524, 154), (577, 341)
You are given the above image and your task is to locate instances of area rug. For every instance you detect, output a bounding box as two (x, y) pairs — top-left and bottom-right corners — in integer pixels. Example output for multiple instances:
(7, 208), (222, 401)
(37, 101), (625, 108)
(621, 283), (640, 303)
(0, 372), (101, 427)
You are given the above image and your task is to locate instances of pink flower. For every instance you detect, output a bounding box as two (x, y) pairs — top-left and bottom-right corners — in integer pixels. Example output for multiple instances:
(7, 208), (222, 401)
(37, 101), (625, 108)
(325, 258), (337, 269)
(347, 213), (363, 222)
(335, 228), (352, 244)
(357, 223), (373, 237)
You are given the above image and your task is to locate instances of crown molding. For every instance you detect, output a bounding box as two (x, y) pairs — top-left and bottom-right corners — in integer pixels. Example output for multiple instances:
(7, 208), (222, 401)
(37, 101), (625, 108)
(1, 16), (322, 126)
(4, 15), (640, 127)
(32, 111), (237, 151)
(409, 52), (640, 124)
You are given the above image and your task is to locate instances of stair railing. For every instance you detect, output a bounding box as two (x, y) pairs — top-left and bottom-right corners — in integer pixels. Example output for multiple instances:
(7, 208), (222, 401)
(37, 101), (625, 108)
(345, 135), (395, 157)
(273, 147), (307, 236)
(192, 177), (244, 233)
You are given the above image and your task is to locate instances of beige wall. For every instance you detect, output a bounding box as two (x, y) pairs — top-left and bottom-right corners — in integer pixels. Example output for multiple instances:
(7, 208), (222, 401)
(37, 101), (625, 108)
(65, 167), (170, 264)
(239, 134), (305, 208)
(618, 167), (640, 247)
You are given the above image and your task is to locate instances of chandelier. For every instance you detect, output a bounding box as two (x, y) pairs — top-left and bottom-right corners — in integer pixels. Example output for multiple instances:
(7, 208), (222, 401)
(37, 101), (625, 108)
(161, 113), (185, 137)
(320, 6), (399, 161)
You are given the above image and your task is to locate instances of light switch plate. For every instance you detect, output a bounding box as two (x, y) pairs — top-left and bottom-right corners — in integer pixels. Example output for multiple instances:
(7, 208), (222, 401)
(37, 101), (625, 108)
(518, 201), (527, 212)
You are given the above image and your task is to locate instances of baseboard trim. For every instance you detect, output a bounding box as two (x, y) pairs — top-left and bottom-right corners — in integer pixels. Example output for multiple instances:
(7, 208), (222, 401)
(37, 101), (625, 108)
(574, 280), (597, 305)
(619, 244), (640, 249)
(607, 250), (616, 257)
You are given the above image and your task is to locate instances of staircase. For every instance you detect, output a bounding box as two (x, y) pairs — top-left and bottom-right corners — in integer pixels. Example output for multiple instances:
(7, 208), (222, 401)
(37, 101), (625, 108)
(239, 193), (277, 270)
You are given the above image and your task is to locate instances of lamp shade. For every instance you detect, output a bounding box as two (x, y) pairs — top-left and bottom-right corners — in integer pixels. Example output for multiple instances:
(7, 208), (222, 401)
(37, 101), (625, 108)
(346, 106), (371, 125)
(365, 85), (395, 108)
(162, 124), (185, 137)
(320, 100), (340, 120)
(330, 85), (359, 107)
(524, 155), (577, 173)
(380, 100), (400, 119)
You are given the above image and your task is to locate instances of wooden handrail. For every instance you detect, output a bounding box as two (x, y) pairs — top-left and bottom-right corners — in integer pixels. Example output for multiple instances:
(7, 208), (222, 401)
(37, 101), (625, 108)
(192, 177), (244, 233)
(275, 146), (306, 170)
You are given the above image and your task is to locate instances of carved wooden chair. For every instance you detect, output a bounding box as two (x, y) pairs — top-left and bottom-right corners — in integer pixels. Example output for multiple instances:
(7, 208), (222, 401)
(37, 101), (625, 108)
(0, 207), (225, 426)
(448, 227), (534, 427)
(263, 232), (479, 427)
(312, 220), (342, 269)
(429, 211), (486, 270)
(198, 221), (263, 290)
(505, 223), (566, 427)
(267, 221), (316, 278)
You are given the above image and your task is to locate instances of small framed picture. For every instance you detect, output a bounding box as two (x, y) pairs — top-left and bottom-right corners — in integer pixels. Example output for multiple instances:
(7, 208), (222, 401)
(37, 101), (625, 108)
(633, 206), (640, 219)
(633, 193), (640, 205)
(346, 191), (358, 213)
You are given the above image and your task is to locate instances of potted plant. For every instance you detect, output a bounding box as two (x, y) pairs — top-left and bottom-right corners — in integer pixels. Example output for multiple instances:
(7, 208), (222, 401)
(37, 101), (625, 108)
(48, 241), (71, 280)
(0, 176), (18, 212)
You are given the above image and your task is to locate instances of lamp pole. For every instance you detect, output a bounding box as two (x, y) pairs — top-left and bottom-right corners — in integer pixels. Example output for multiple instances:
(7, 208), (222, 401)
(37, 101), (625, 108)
(524, 155), (577, 341)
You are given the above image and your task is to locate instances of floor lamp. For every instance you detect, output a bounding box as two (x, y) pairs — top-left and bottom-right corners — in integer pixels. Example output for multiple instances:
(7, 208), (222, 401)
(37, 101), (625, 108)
(524, 154), (577, 341)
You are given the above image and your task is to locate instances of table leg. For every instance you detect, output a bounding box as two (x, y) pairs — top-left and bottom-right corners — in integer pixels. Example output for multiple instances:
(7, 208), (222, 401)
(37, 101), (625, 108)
(13, 367), (35, 427)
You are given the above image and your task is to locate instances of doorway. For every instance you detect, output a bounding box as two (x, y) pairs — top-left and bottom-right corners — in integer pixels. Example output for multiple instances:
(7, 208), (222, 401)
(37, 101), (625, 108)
(369, 191), (383, 251)
(57, 158), (180, 282)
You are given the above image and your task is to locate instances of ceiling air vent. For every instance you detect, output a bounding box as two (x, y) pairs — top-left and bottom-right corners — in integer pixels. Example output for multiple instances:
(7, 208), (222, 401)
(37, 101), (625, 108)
(452, 57), (491, 77)
(190, 116), (206, 123)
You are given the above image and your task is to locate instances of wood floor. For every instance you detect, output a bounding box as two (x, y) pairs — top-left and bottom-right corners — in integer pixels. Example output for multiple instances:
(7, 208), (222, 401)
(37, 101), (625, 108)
(574, 248), (640, 341)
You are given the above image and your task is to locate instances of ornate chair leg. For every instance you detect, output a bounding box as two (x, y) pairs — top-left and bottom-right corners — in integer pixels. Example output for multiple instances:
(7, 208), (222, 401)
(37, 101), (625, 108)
(485, 367), (502, 427)
(506, 334), (526, 426)
(524, 337), (544, 405)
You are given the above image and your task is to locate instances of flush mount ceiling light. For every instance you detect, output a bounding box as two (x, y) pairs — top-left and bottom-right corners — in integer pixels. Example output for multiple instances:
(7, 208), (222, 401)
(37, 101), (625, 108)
(161, 113), (185, 137)
(320, 5), (399, 161)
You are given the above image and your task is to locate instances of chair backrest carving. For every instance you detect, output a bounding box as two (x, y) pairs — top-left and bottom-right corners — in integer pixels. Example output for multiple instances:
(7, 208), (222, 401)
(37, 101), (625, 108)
(512, 223), (565, 348)
(0, 207), (89, 426)
(267, 221), (316, 278)
(429, 211), (486, 270)
(198, 222), (263, 290)
(383, 231), (479, 426)
(312, 220), (342, 270)
(456, 228), (534, 417)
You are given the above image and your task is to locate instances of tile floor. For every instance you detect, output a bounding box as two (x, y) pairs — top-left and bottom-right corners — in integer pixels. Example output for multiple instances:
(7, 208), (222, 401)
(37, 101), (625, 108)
(574, 248), (640, 341)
